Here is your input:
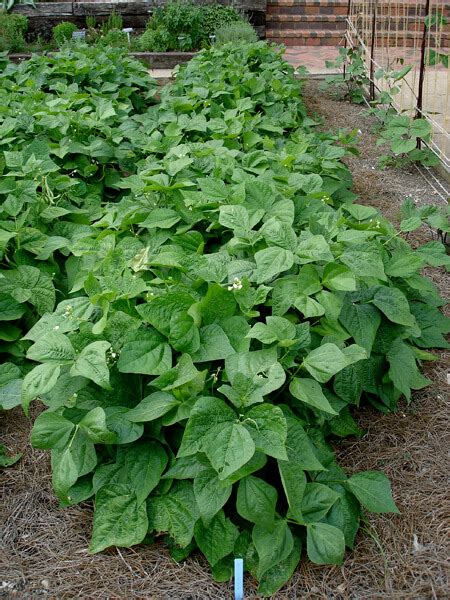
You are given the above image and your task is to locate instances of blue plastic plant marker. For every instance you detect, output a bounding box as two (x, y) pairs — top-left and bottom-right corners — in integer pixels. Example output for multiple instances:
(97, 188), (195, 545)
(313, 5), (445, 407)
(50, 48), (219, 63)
(234, 558), (244, 600)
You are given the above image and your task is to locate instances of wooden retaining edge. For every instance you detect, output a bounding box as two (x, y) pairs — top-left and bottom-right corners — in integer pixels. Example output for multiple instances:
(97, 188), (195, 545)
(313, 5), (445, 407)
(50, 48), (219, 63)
(13, 1), (267, 17)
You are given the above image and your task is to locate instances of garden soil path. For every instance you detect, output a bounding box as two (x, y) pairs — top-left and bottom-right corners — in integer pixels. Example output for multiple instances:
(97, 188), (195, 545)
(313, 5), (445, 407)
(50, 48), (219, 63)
(1, 82), (449, 600)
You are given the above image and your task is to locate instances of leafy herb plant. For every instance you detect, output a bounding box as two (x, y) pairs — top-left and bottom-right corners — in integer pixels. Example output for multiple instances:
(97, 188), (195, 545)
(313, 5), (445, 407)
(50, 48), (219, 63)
(52, 21), (78, 48)
(0, 12), (28, 52)
(0, 43), (449, 595)
(215, 21), (258, 45)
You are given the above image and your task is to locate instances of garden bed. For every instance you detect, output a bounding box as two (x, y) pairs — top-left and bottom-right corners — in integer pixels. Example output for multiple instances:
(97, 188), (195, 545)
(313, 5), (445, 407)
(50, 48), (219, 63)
(8, 50), (196, 68)
(1, 67), (448, 599)
(12, 1), (266, 39)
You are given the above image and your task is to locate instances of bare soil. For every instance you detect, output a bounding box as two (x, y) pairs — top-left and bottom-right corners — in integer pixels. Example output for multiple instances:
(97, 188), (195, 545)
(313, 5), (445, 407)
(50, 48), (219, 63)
(1, 81), (449, 599)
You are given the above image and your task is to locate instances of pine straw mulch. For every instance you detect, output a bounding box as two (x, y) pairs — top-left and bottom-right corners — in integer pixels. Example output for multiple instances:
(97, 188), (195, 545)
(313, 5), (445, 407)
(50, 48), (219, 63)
(1, 80), (449, 600)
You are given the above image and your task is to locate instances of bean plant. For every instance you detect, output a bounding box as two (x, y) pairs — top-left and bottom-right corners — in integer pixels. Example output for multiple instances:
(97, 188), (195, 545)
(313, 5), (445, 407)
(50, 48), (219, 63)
(323, 47), (440, 168)
(0, 44), (449, 595)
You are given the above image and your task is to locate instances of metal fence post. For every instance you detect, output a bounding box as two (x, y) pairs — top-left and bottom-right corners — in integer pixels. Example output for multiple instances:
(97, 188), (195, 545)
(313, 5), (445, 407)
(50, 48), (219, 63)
(343, 0), (353, 79)
(369, 0), (378, 101)
(416, 0), (431, 126)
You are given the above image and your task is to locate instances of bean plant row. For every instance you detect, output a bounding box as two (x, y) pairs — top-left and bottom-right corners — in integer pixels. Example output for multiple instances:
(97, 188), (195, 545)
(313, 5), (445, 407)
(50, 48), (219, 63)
(0, 44), (449, 595)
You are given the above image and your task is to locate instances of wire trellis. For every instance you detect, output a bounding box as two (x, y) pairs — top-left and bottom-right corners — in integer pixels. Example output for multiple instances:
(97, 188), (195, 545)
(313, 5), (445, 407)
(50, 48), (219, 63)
(345, 0), (450, 171)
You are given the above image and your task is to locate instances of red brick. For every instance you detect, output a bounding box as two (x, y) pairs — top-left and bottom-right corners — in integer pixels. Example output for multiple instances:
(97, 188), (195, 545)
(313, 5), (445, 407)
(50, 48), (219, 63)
(306, 37), (321, 45)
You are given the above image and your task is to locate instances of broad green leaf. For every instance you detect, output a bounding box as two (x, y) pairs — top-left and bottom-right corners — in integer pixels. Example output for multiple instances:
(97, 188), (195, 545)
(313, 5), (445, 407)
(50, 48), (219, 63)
(52, 446), (79, 502)
(0, 379), (23, 410)
(306, 522), (345, 565)
(386, 338), (429, 401)
(219, 205), (250, 232)
(194, 468), (232, 525)
(415, 241), (450, 268)
(178, 396), (237, 456)
(23, 297), (95, 341)
(31, 412), (75, 449)
(126, 392), (180, 422)
(301, 483), (340, 523)
(288, 173), (323, 194)
(68, 431), (97, 479)
(163, 455), (207, 480)
(257, 537), (301, 596)
(278, 460), (307, 522)
(218, 373), (265, 408)
(151, 354), (204, 393)
(178, 396), (255, 479)
(1, 265), (55, 315)
(117, 333), (172, 376)
(200, 283), (236, 325)
(303, 343), (365, 383)
(22, 363), (61, 414)
(225, 349), (286, 397)
(169, 312), (200, 354)
(70, 341), (111, 390)
(147, 481), (199, 548)
(191, 324), (236, 362)
(290, 378), (337, 415)
(137, 292), (194, 336)
(255, 247), (294, 283)
(0, 294), (26, 321)
(253, 520), (294, 578)
(247, 316), (296, 346)
(391, 137), (416, 155)
(208, 421), (255, 480)
(237, 475), (277, 528)
(343, 344), (367, 364)
(0, 363), (21, 387)
(61, 476), (94, 508)
(198, 177), (228, 200)
(282, 410), (325, 471)
(96, 98), (116, 120)
(27, 332), (76, 365)
(296, 235), (334, 264)
(210, 556), (234, 582)
(244, 403), (288, 460)
(339, 300), (381, 354)
(340, 247), (386, 281)
(347, 471), (399, 513)
(385, 251), (424, 278)
(140, 208), (180, 229)
(372, 286), (416, 327)
(0, 444), (22, 467)
(105, 407), (144, 444)
(344, 204), (378, 221)
(79, 407), (117, 444)
(333, 362), (364, 405)
(297, 265), (322, 296)
(400, 216), (422, 232)
(194, 510), (239, 567)
(322, 263), (356, 291)
(325, 488), (360, 549)
(260, 218), (297, 251)
(0, 323), (21, 342)
(220, 452), (267, 485)
(90, 484), (148, 553)
(116, 441), (168, 505)
(294, 294), (325, 318)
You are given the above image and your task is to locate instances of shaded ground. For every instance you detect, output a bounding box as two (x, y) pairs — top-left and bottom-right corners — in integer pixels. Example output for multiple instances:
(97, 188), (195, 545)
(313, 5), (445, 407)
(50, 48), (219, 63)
(1, 82), (449, 599)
